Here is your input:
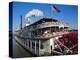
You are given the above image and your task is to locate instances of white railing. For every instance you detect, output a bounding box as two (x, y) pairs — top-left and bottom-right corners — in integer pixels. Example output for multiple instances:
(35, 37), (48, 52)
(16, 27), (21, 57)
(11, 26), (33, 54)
(36, 22), (59, 29)
(32, 31), (69, 39)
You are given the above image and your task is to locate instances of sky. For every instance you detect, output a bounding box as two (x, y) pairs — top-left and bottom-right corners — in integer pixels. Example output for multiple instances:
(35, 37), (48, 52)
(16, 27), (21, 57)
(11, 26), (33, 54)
(11, 1), (78, 31)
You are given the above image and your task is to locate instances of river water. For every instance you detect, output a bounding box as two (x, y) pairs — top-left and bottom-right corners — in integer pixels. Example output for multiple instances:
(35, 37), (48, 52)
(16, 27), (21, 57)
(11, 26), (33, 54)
(13, 38), (34, 58)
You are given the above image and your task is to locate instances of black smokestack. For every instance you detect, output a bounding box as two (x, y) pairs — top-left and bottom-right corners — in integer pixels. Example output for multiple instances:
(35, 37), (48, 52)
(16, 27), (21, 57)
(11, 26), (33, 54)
(20, 16), (22, 30)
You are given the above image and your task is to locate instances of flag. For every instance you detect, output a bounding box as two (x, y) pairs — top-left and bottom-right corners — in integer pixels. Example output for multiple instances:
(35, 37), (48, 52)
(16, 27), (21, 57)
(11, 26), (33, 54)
(51, 6), (61, 12)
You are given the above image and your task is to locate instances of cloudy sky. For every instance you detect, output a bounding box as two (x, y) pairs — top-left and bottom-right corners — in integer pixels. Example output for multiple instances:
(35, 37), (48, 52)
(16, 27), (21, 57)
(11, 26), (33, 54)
(11, 2), (78, 31)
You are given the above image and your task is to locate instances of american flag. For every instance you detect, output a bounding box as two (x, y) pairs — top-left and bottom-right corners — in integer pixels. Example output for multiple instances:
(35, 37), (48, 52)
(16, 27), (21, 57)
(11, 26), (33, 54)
(51, 6), (61, 12)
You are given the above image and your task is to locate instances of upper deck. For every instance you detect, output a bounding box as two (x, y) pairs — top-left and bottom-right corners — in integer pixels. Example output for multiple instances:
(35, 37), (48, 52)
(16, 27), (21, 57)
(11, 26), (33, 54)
(24, 18), (69, 31)
(15, 18), (70, 40)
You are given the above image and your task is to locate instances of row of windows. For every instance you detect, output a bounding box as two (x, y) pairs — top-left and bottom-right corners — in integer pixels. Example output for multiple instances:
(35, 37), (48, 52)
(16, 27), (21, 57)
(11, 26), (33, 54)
(17, 35), (44, 50)
(22, 39), (44, 49)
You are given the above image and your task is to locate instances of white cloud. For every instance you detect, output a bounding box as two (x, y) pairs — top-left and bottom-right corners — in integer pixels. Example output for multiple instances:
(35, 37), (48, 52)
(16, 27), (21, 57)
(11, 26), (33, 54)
(25, 9), (44, 20)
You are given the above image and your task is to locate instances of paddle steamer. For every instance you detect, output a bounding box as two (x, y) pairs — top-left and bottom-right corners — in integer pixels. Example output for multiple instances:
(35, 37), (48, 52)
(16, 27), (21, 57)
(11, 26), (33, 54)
(15, 18), (78, 56)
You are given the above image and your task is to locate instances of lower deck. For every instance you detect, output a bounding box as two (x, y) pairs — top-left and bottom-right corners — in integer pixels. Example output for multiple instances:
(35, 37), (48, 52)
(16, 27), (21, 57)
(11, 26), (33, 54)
(15, 32), (78, 56)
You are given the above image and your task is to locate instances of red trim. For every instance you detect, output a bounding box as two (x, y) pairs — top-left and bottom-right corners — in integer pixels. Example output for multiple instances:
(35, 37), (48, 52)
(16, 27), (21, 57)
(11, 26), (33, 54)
(63, 33), (78, 37)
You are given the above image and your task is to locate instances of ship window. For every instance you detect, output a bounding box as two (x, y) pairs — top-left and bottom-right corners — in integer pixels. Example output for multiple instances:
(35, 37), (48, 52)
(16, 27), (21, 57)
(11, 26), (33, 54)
(29, 40), (30, 48)
(32, 42), (35, 49)
(26, 40), (27, 46)
(40, 44), (43, 49)
(39, 41), (44, 49)
(36, 43), (39, 49)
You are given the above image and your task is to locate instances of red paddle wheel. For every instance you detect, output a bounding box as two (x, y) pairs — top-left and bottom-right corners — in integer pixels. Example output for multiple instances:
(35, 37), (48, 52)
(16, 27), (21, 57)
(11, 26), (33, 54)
(53, 32), (78, 55)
